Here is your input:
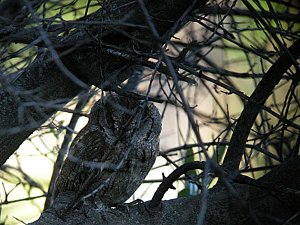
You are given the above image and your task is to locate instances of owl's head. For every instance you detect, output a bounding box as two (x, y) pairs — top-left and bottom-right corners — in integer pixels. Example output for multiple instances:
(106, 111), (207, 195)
(88, 94), (161, 143)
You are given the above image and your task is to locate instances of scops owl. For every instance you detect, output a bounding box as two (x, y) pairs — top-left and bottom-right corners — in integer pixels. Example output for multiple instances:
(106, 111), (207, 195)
(52, 94), (161, 207)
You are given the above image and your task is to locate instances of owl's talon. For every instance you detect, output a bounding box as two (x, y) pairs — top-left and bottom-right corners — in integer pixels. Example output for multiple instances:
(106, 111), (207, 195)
(126, 198), (144, 206)
(94, 200), (125, 218)
(116, 199), (144, 213)
(84, 201), (121, 223)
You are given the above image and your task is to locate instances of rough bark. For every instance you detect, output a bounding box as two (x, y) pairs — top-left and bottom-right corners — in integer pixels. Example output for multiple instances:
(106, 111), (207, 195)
(31, 156), (300, 225)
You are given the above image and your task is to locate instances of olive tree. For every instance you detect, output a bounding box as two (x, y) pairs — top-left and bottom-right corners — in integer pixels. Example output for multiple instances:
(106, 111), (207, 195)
(0, 0), (299, 224)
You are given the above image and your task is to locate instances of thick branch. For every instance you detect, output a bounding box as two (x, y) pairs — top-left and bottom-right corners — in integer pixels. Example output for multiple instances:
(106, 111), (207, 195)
(222, 39), (300, 172)
(31, 156), (300, 225)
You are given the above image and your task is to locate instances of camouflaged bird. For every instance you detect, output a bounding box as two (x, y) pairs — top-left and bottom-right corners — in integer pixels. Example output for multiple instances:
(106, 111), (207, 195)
(52, 94), (161, 207)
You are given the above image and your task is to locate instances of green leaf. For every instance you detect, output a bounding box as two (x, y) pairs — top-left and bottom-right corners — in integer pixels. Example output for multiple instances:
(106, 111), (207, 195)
(177, 182), (199, 197)
(177, 187), (190, 197)
(184, 147), (197, 176)
(211, 145), (226, 164)
(184, 147), (195, 163)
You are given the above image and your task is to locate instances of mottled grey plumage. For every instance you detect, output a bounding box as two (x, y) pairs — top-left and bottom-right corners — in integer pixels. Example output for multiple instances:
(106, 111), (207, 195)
(53, 95), (161, 206)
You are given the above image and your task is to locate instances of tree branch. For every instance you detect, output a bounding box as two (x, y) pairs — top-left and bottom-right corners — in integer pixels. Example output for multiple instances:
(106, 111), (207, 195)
(0, 0), (207, 167)
(222, 39), (300, 172)
(31, 156), (300, 225)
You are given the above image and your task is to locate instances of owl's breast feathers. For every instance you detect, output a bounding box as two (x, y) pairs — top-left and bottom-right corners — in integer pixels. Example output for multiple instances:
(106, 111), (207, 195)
(53, 95), (161, 206)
